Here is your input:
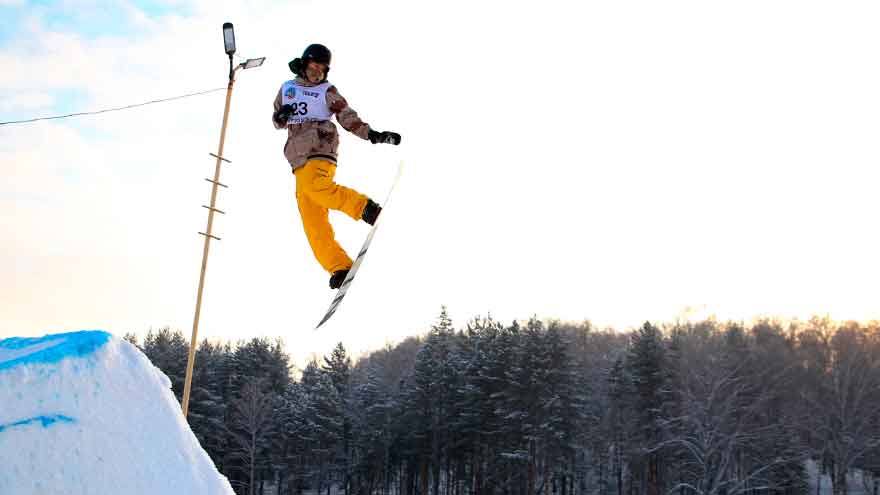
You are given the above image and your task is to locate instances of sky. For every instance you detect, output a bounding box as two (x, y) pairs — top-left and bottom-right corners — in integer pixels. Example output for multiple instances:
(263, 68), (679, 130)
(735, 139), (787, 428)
(2, 0), (879, 366)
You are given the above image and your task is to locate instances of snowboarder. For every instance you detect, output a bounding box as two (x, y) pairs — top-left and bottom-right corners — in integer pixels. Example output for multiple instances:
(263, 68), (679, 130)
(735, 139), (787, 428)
(272, 43), (401, 289)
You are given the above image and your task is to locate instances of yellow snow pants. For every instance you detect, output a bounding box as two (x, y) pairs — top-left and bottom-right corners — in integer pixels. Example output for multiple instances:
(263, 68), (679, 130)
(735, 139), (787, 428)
(294, 159), (369, 274)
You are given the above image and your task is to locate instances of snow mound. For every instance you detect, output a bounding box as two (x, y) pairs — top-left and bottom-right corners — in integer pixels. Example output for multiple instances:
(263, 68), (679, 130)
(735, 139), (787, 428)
(0, 330), (234, 495)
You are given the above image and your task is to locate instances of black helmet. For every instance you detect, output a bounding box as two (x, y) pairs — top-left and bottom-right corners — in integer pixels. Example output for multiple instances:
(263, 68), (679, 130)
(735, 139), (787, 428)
(302, 44), (331, 65)
(289, 43), (331, 81)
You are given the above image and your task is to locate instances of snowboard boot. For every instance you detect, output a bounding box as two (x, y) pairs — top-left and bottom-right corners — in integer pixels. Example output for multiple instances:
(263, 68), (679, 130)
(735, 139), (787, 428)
(329, 269), (350, 289)
(361, 199), (382, 226)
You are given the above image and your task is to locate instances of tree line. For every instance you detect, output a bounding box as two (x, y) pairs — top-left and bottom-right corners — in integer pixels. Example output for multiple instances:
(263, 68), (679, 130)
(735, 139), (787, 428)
(125, 309), (880, 495)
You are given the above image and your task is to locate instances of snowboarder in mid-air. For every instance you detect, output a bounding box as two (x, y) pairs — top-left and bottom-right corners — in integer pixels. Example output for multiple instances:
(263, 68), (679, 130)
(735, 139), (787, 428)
(272, 43), (401, 289)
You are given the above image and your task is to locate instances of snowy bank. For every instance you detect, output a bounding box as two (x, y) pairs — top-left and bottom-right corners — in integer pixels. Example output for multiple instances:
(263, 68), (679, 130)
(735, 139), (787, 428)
(0, 330), (234, 495)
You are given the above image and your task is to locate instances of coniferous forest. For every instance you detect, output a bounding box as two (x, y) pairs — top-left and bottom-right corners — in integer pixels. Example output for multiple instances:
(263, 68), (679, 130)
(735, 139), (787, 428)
(125, 309), (880, 495)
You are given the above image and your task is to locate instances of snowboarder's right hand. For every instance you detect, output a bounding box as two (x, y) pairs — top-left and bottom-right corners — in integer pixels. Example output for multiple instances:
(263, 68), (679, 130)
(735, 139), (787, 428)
(273, 104), (294, 126)
(368, 129), (401, 145)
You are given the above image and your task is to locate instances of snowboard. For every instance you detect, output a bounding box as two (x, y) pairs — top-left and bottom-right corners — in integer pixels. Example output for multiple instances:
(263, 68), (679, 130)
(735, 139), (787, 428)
(315, 162), (403, 329)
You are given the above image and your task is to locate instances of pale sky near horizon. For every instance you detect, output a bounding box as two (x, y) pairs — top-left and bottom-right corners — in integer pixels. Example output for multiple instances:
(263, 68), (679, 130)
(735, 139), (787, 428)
(2, 0), (879, 367)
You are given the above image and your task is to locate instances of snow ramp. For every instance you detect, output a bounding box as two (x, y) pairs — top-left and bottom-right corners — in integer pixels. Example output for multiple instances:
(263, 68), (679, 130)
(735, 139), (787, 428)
(0, 330), (234, 495)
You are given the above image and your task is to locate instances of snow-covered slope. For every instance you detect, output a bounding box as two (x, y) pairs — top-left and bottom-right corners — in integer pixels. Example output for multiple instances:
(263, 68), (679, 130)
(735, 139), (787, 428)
(0, 330), (234, 495)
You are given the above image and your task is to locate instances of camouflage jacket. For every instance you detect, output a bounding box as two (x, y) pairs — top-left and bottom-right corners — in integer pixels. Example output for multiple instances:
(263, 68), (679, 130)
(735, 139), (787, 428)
(272, 77), (372, 170)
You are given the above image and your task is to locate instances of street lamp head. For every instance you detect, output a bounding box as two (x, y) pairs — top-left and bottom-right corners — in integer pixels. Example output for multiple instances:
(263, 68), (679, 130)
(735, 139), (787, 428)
(242, 57), (265, 70)
(223, 23), (236, 56)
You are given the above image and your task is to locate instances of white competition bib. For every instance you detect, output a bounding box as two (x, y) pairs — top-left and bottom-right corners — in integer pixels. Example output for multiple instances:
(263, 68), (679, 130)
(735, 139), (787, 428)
(280, 80), (332, 124)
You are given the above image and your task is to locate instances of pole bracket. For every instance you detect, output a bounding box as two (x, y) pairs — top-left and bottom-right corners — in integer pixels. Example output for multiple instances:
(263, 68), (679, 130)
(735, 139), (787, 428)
(209, 152), (231, 163)
(202, 205), (226, 215)
(205, 178), (228, 188)
(199, 232), (221, 241)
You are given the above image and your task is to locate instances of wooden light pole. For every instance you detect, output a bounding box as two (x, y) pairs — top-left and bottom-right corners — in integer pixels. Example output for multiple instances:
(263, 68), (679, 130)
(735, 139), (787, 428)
(181, 23), (264, 417)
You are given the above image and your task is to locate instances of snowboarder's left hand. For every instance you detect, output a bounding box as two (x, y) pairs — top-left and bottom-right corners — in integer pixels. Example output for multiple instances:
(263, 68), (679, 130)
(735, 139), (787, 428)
(368, 129), (401, 145)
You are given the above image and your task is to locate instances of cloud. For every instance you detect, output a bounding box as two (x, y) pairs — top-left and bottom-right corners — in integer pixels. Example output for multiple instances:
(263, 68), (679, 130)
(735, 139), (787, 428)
(0, 91), (55, 112)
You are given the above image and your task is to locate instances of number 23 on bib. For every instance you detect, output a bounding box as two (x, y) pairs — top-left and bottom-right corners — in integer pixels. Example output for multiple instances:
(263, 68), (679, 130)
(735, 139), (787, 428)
(280, 80), (333, 124)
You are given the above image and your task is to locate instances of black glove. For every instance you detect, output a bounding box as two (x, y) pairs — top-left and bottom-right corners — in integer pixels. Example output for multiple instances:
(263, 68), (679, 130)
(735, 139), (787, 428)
(273, 104), (294, 126)
(368, 129), (402, 145)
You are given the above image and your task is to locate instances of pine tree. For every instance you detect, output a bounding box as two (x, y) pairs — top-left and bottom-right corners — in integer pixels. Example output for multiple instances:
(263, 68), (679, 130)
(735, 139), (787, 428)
(323, 342), (353, 397)
(231, 337), (292, 395)
(607, 356), (633, 495)
(188, 339), (229, 470)
(352, 364), (397, 495)
(540, 322), (586, 495)
(399, 307), (462, 495)
(625, 322), (667, 495)
(301, 360), (345, 495)
(452, 315), (505, 495)
(273, 381), (309, 495)
(141, 327), (189, 400)
(323, 342), (354, 494)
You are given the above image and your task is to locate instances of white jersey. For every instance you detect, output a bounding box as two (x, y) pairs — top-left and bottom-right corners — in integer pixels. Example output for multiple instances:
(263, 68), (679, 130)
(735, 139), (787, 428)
(279, 80), (333, 124)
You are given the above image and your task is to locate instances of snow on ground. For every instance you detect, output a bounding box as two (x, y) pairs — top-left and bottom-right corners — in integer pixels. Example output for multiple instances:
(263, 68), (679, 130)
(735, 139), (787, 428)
(0, 330), (234, 495)
(807, 460), (876, 495)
